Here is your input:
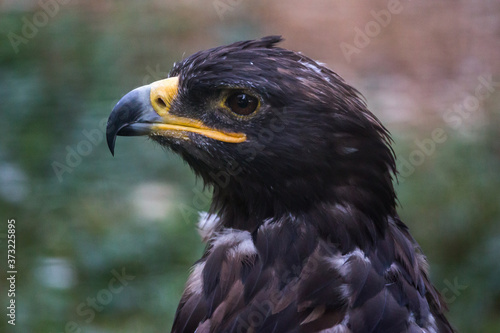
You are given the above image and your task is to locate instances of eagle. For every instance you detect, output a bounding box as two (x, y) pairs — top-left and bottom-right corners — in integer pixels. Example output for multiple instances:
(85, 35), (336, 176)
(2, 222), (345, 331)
(106, 36), (454, 333)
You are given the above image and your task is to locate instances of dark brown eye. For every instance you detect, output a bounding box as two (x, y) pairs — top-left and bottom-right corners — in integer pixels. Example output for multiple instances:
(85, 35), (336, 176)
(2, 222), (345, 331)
(226, 92), (258, 115)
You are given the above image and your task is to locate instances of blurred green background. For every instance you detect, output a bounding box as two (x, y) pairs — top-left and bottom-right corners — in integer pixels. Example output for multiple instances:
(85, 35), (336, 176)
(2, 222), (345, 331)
(1, 0), (499, 332)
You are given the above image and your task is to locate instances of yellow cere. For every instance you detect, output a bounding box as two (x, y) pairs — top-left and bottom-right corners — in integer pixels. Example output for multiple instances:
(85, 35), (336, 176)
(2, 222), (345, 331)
(150, 77), (180, 116)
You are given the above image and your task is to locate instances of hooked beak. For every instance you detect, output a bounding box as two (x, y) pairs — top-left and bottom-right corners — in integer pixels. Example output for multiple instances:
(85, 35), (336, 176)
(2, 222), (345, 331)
(106, 77), (247, 155)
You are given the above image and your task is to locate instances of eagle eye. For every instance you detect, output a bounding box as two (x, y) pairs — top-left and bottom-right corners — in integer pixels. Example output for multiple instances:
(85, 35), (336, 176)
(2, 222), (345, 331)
(226, 92), (258, 116)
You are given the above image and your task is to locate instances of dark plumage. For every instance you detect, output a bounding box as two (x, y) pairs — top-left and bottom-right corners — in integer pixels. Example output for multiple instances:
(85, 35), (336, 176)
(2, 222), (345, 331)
(106, 36), (454, 332)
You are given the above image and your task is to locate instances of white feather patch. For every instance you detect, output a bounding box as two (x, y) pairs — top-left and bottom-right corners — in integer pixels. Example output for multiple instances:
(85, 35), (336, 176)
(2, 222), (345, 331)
(328, 248), (371, 276)
(185, 262), (205, 296)
(208, 228), (257, 262)
(197, 212), (220, 242)
(425, 313), (438, 333)
(229, 238), (257, 258)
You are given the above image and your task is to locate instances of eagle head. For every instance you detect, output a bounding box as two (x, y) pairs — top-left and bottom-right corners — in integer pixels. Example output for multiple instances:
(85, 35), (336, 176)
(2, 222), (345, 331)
(107, 36), (396, 231)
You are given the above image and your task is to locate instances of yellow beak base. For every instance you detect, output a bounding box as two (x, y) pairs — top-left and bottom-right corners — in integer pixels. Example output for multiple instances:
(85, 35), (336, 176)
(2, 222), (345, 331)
(149, 77), (247, 143)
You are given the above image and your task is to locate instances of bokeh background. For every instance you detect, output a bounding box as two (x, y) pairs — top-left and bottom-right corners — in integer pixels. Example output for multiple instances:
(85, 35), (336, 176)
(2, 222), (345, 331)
(1, 0), (499, 332)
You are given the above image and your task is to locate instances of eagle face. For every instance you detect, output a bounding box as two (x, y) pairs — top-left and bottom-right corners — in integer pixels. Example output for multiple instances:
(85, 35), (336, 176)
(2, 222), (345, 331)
(108, 36), (395, 223)
(107, 36), (454, 332)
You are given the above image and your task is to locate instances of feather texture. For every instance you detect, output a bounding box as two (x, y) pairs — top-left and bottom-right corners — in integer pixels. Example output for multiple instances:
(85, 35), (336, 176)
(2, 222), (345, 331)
(109, 36), (454, 332)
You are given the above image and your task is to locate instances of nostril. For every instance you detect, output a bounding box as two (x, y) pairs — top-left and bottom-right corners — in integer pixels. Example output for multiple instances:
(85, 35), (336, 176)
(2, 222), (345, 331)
(156, 97), (167, 108)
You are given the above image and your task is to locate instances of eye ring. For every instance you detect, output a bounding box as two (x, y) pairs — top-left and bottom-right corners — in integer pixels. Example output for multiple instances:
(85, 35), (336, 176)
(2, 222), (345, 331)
(226, 92), (259, 116)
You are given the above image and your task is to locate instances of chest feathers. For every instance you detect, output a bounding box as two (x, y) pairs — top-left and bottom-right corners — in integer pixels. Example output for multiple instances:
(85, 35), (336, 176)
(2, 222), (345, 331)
(172, 212), (445, 333)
